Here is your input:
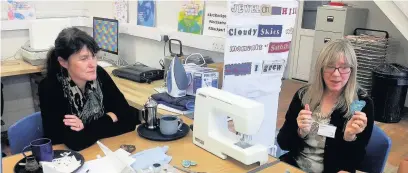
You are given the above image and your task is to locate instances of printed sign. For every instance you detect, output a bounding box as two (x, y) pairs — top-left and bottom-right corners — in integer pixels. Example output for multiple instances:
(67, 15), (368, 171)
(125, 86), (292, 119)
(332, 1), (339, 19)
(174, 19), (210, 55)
(225, 62), (252, 76)
(268, 41), (291, 53)
(114, 0), (128, 23)
(258, 25), (282, 37)
(262, 60), (285, 74)
(230, 3), (261, 14)
(7, 0), (35, 20)
(203, 6), (227, 38)
(224, 0), (298, 157)
(228, 26), (258, 37)
(261, 5), (297, 16)
(178, 0), (204, 35)
(229, 44), (267, 53)
(230, 2), (297, 16)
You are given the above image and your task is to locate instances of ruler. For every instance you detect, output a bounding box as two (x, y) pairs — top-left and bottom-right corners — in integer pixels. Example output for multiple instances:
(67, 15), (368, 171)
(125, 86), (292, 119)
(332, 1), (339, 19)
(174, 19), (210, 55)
(247, 160), (281, 173)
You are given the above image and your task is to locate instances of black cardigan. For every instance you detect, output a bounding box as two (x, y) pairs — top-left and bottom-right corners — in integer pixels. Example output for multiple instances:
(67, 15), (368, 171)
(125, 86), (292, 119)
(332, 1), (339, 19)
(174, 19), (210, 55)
(39, 66), (140, 151)
(277, 87), (374, 173)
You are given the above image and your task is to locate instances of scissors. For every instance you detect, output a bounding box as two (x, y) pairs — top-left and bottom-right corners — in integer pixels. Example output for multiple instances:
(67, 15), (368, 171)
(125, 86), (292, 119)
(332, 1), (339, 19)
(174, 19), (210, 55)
(173, 166), (206, 173)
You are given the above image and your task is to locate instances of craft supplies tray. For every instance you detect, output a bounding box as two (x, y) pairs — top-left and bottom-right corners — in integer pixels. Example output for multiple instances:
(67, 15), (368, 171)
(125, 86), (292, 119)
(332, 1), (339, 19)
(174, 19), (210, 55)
(14, 150), (85, 173)
(137, 123), (190, 141)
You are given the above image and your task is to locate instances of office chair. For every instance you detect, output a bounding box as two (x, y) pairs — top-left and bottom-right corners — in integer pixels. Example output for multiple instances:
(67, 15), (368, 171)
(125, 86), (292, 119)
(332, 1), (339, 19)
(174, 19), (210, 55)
(8, 112), (44, 154)
(358, 124), (392, 173)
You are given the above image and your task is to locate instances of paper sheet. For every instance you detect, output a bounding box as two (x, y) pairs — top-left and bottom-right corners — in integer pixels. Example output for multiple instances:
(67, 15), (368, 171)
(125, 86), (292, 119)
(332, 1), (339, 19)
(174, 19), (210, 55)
(114, 0), (128, 23)
(158, 104), (193, 115)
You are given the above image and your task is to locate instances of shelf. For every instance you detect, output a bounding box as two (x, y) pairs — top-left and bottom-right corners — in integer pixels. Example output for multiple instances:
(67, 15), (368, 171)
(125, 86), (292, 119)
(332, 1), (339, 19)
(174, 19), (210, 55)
(2, 17), (225, 53)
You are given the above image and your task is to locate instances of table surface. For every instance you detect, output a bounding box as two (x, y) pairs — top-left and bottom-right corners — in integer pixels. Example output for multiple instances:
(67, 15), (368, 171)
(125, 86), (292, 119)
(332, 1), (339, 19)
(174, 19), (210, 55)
(1, 63), (303, 173)
(0, 60), (43, 77)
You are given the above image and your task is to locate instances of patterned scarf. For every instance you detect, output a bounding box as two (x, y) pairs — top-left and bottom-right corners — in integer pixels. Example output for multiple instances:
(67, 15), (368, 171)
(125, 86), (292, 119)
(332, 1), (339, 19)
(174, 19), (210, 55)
(57, 69), (105, 124)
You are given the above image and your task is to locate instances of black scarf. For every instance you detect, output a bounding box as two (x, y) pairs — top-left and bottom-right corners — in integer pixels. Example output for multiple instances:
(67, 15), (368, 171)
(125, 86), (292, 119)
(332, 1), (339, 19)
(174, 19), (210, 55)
(57, 69), (105, 124)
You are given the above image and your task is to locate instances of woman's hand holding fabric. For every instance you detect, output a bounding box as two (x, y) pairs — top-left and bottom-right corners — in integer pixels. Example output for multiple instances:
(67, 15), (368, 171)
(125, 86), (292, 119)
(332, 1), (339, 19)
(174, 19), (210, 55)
(297, 104), (313, 138)
(63, 115), (84, 131)
(344, 111), (367, 141)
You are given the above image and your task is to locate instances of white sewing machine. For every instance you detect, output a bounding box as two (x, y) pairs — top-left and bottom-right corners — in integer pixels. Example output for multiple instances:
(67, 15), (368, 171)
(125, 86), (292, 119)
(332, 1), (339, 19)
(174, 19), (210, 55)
(192, 87), (268, 166)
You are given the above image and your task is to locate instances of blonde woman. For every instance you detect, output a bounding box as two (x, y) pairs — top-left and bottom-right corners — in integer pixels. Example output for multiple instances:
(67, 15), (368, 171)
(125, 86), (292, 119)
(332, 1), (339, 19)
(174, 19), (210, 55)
(277, 39), (374, 173)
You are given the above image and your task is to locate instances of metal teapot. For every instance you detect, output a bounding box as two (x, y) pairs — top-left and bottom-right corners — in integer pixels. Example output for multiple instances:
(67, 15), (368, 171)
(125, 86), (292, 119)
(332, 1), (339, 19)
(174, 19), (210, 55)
(142, 97), (159, 129)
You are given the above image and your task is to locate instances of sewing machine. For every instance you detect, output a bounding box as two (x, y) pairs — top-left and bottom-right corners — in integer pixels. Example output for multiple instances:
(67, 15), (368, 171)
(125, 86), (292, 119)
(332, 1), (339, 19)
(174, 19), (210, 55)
(192, 87), (268, 166)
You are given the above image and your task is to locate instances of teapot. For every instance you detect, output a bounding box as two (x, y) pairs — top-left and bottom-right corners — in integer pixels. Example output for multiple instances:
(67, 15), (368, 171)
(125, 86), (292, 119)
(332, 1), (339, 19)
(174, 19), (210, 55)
(142, 97), (159, 129)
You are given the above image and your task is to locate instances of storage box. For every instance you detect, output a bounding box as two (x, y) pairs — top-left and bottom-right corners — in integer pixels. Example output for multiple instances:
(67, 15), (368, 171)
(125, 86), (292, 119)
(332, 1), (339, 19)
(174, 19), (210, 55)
(184, 65), (219, 96)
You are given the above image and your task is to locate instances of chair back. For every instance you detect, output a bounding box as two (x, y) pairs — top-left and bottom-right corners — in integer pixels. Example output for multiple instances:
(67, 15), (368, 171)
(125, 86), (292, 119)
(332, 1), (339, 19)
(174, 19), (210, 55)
(8, 112), (44, 155)
(359, 124), (392, 173)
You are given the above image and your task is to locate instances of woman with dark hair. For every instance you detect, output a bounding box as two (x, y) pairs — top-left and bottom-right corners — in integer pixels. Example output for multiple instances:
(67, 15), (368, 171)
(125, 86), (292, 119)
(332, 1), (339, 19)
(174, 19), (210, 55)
(39, 27), (140, 151)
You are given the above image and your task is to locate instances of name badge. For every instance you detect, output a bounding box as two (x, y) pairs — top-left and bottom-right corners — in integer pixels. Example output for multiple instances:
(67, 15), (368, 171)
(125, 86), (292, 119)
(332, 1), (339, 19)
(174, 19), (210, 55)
(317, 124), (336, 138)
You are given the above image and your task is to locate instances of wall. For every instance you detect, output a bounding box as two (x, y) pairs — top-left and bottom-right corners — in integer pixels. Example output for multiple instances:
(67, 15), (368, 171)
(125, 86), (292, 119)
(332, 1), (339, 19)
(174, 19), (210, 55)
(84, 1), (225, 69)
(1, 1), (86, 131)
(346, 1), (408, 106)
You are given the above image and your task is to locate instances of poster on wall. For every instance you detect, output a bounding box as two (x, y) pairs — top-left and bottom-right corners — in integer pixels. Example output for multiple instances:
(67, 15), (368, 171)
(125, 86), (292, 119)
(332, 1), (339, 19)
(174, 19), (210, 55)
(137, 0), (156, 27)
(7, 0), (35, 20)
(203, 6), (227, 38)
(177, 0), (205, 35)
(113, 0), (128, 23)
(223, 0), (298, 156)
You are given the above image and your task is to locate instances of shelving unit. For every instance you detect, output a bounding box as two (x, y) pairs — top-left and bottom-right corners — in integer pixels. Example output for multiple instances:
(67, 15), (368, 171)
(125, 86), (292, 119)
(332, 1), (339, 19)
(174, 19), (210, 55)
(1, 16), (225, 53)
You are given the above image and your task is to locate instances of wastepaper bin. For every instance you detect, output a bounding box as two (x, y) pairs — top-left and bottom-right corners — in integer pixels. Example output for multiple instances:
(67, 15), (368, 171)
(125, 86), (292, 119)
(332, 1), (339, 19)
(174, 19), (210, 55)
(371, 63), (408, 123)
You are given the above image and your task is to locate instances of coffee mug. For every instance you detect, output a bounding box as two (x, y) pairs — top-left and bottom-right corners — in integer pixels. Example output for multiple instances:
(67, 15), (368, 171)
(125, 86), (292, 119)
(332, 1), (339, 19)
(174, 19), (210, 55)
(159, 115), (183, 135)
(22, 138), (54, 162)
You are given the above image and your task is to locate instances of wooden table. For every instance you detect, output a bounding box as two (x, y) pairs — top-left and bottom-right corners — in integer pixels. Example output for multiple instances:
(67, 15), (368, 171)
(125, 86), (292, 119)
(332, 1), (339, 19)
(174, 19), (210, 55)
(0, 60), (42, 77)
(2, 64), (303, 173)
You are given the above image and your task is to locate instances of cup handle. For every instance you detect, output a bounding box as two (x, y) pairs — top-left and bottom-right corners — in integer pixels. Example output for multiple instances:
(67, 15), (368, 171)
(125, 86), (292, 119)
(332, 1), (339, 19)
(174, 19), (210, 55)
(178, 117), (184, 130)
(21, 145), (31, 159)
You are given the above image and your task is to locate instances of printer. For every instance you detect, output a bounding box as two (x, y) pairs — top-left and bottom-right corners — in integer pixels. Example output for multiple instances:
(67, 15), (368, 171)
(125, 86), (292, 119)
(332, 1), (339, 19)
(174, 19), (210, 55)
(22, 18), (71, 66)
(21, 42), (48, 66)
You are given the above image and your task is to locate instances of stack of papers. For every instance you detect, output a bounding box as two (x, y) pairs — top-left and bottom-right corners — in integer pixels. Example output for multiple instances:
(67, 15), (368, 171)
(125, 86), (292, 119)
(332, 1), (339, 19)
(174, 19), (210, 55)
(76, 143), (173, 173)
(75, 141), (136, 173)
(41, 152), (81, 173)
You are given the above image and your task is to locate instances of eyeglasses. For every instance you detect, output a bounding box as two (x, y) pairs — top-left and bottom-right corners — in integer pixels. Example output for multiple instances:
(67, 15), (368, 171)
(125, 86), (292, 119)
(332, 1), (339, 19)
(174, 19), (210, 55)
(323, 66), (352, 74)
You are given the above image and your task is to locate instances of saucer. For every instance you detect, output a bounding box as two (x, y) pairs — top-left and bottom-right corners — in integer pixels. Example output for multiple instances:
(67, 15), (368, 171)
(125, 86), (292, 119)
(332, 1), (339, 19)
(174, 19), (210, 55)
(137, 123), (190, 141)
(14, 150), (84, 173)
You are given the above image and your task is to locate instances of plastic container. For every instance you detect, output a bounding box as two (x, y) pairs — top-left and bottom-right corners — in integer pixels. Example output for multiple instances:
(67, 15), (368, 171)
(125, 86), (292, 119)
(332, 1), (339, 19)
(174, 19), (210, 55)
(371, 63), (408, 123)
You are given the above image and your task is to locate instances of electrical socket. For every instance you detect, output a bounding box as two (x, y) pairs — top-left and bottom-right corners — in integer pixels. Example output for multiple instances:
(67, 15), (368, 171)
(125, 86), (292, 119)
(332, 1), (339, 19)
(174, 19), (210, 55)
(212, 42), (225, 52)
(161, 35), (169, 42)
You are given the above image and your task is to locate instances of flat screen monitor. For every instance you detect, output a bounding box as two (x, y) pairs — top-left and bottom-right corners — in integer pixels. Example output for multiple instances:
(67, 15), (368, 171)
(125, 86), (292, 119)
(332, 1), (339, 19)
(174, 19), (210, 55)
(93, 17), (119, 55)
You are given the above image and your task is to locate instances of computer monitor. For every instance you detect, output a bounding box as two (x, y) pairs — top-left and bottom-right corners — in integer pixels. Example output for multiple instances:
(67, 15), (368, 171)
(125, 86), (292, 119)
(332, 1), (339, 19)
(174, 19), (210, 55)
(93, 17), (123, 66)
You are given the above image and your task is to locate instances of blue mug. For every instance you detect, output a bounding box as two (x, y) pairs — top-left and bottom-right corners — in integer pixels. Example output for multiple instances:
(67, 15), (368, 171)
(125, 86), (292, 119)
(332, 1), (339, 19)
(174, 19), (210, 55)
(22, 138), (53, 162)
